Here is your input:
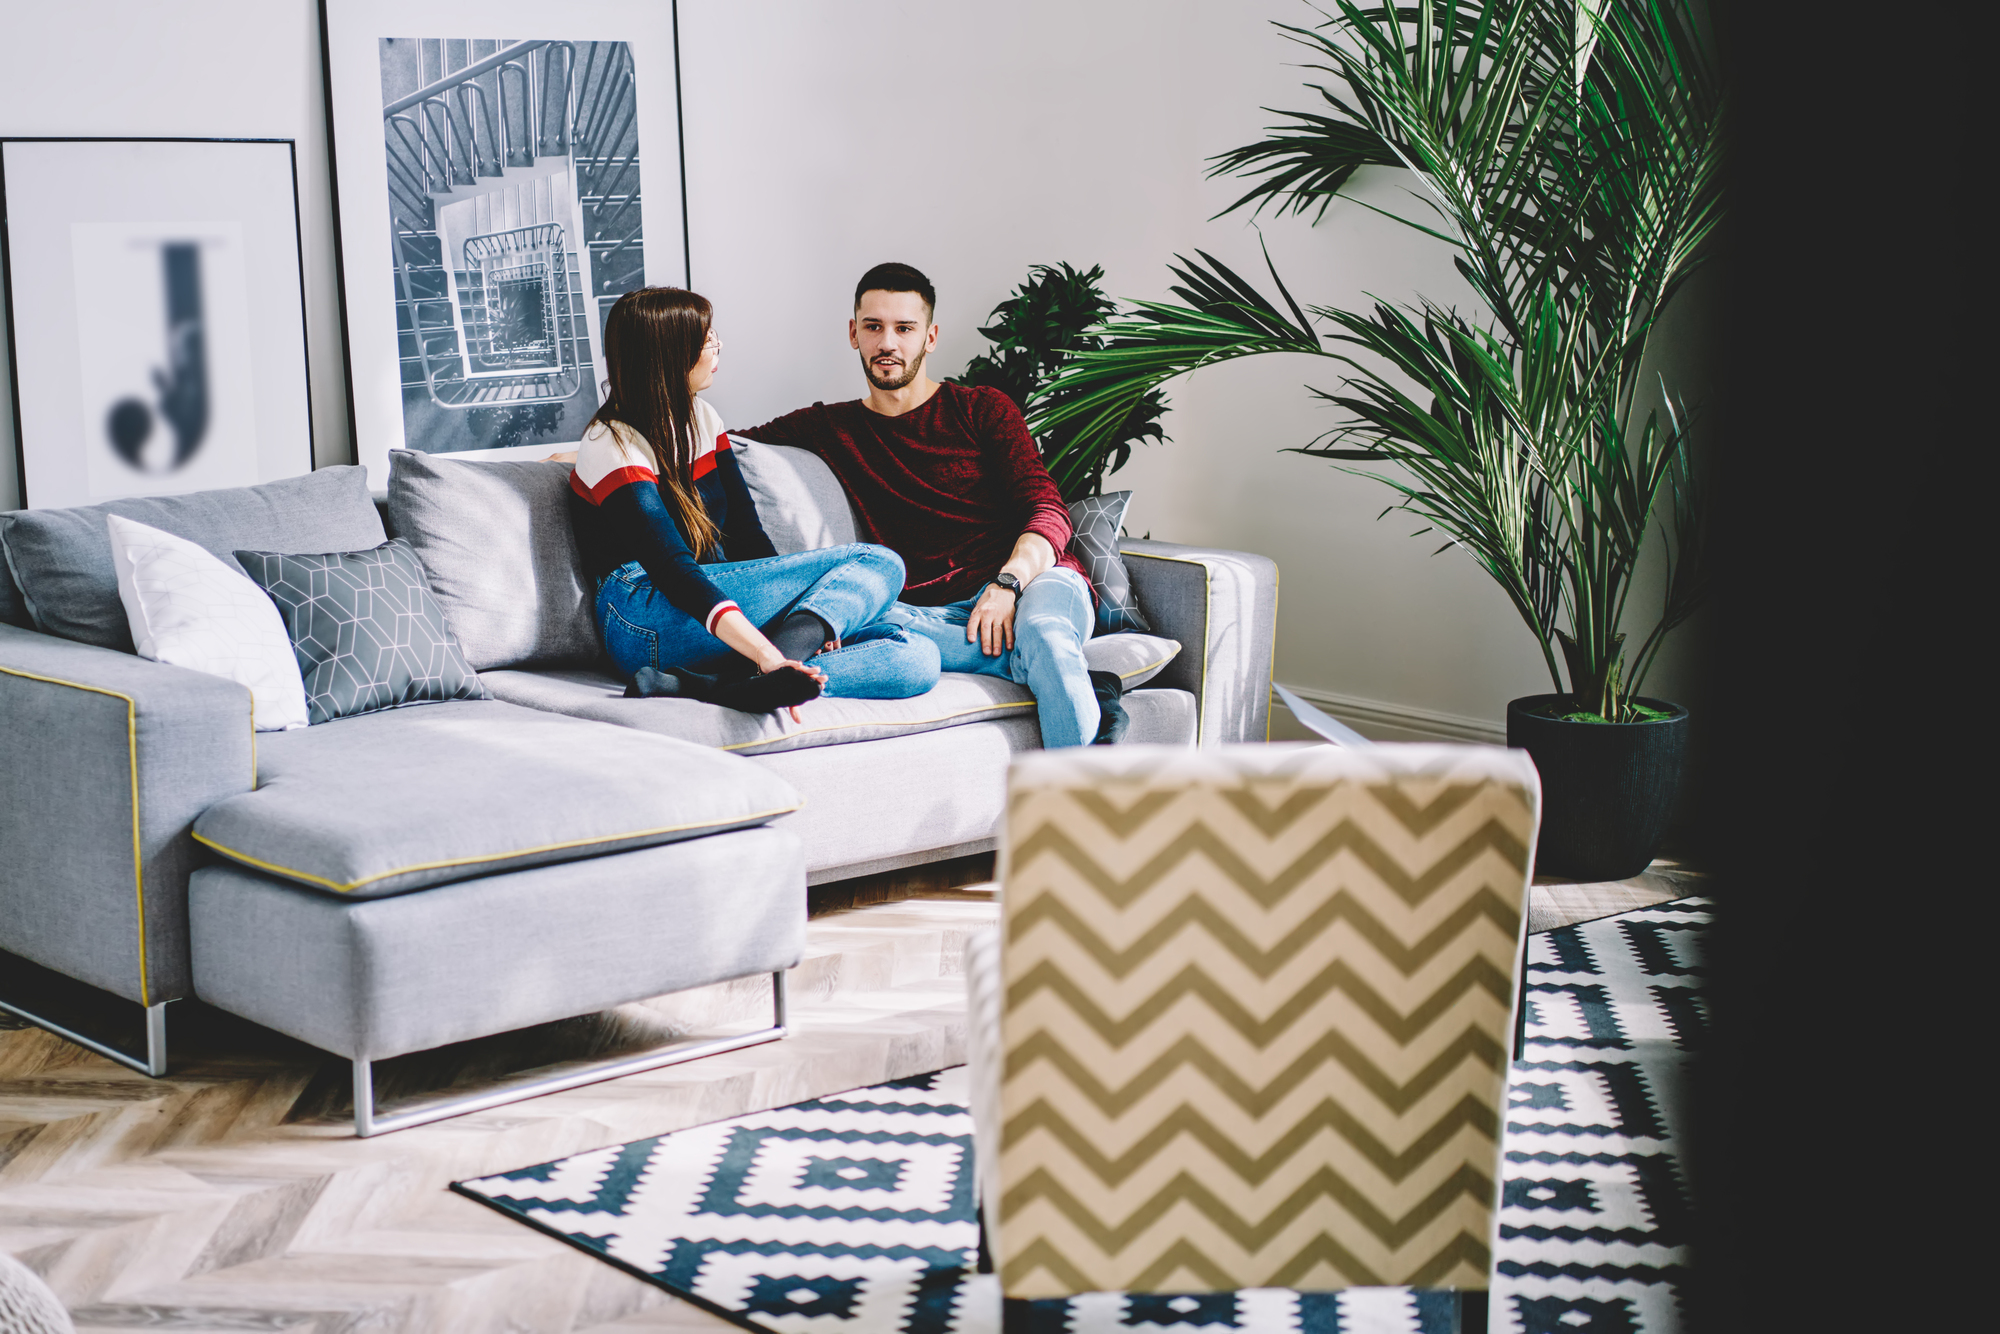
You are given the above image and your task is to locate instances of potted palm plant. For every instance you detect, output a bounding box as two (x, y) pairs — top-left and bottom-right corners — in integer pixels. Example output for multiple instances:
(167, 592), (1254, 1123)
(956, 262), (1170, 501)
(1031, 0), (1722, 880)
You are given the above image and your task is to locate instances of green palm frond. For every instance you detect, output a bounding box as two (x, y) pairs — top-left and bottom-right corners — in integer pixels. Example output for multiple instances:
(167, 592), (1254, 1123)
(1039, 0), (1722, 719)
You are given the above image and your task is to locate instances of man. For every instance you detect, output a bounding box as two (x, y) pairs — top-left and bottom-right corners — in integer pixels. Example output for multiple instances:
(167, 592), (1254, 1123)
(737, 261), (1123, 747)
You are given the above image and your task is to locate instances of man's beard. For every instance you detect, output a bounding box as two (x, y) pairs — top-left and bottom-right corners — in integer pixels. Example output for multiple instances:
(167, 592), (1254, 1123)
(862, 346), (926, 391)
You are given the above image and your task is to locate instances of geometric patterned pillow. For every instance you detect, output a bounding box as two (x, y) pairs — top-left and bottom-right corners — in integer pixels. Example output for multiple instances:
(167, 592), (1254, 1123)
(1065, 490), (1152, 635)
(234, 538), (489, 725)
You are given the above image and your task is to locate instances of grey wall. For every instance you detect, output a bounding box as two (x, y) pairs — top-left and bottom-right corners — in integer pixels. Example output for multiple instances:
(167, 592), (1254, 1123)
(1, 0), (1713, 738)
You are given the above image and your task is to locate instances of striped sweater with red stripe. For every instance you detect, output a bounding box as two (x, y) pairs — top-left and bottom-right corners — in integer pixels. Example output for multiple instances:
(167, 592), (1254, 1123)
(567, 398), (778, 635)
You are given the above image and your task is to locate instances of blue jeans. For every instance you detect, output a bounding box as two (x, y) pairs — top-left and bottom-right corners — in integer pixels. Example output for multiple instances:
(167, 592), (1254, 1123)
(596, 543), (940, 699)
(884, 566), (1098, 747)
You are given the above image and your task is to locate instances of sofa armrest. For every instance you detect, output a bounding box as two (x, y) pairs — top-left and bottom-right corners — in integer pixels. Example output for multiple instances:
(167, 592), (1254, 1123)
(0, 623), (255, 1006)
(1118, 540), (1278, 745)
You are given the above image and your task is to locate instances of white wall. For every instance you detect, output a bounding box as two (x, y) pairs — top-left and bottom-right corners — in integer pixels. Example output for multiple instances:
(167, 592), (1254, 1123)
(0, 0), (1712, 736)
(678, 0), (1712, 734)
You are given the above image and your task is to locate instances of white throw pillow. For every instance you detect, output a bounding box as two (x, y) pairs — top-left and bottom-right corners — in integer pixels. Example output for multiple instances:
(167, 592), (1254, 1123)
(106, 514), (310, 731)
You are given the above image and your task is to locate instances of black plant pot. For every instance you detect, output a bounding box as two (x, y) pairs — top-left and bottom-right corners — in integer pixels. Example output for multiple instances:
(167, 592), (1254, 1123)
(1506, 694), (1689, 882)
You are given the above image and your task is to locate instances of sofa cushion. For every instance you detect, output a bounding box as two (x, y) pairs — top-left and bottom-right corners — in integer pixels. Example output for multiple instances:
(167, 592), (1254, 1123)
(483, 667), (1038, 756)
(385, 450), (599, 670)
(481, 634), (1179, 757)
(1068, 490), (1152, 635)
(0, 559), (26, 628)
(235, 539), (491, 725)
(108, 515), (310, 731)
(1083, 631), (1179, 689)
(0, 466), (385, 651)
(191, 699), (800, 899)
(730, 437), (861, 554)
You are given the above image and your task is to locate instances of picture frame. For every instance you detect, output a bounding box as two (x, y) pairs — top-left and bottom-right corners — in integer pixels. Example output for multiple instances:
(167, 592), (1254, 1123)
(0, 137), (314, 510)
(320, 0), (690, 485)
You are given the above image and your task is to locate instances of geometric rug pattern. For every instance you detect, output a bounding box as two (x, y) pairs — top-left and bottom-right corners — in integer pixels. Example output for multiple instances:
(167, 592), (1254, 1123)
(453, 898), (1706, 1334)
(1492, 896), (1705, 1333)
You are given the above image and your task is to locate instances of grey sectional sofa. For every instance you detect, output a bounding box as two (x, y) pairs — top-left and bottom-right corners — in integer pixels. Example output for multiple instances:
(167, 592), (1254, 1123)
(0, 445), (1275, 1134)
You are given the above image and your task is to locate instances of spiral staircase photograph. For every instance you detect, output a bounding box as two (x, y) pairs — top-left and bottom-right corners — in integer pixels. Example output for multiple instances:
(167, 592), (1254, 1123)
(377, 37), (646, 452)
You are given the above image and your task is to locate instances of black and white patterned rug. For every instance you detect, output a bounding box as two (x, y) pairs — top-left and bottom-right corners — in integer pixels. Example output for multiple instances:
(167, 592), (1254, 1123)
(454, 898), (1707, 1334)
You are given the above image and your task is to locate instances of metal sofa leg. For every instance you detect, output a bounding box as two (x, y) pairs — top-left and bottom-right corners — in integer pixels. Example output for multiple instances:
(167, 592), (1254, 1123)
(351, 970), (792, 1137)
(0, 996), (170, 1077)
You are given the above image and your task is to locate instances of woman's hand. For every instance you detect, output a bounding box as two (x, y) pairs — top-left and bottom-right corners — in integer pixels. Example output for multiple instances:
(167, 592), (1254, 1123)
(760, 658), (827, 723)
(543, 449), (577, 464)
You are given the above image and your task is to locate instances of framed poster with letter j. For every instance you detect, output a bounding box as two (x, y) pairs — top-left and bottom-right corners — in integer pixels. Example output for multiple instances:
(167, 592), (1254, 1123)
(0, 137), (314, 509)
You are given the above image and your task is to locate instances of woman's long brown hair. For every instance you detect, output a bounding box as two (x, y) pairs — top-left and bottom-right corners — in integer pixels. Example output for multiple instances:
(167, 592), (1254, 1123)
(588, 287), (722, 557)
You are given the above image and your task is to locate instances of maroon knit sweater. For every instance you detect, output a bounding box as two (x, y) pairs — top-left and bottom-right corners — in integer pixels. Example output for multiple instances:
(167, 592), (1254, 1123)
(736, 383), (1086, 607)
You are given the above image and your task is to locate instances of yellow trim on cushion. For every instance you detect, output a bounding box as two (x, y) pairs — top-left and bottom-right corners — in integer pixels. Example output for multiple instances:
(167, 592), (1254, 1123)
(716, 698), (1037, 752)
(0, 664), (149, 1005)
(1118, 550), (1212, 742)
(189, 802), (804, 894)
(1116, 648), (1179, 682)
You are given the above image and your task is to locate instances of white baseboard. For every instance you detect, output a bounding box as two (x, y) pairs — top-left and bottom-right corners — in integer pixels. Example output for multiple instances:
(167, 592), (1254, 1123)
(1272, 682), (1508, 747)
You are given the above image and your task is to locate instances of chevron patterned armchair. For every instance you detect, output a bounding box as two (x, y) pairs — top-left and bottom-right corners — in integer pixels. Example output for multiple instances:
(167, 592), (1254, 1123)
(966, 742), (1541, 1307)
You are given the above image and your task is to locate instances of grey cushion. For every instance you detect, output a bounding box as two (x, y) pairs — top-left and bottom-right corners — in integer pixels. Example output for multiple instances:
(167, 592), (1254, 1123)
(752, 687), (1197, 881)
(481, 634), (1177, 756)
(729, 436), (861, 554)
(0, 561), (27, 629)
(385, 450), (599, 670)
(1083, 631), (1179, 688)
(0, 466), (385, 651)
(192, 699), (800, 899)
(1068, 491), (1152, 634)
(189, 824), (804, 1061)
(236, 539), (490, 725)
(483, 667), (1040, 756)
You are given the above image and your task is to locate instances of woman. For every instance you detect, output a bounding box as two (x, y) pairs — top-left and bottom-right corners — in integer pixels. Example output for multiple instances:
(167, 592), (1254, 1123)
(561, 287), (939, 714)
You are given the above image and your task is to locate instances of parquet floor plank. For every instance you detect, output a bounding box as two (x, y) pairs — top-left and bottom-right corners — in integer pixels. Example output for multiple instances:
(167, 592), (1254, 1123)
(3, 896), (995, 1332)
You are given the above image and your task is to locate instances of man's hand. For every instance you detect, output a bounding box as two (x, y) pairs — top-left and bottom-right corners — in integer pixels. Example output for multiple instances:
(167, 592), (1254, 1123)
(967, 582), (1017, 656)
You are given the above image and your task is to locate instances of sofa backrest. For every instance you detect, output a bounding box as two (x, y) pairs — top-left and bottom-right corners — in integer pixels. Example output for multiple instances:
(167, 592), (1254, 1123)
(0, 466), (386, 652)
(380, 441), (862, 672)
(386, 450), (599, 672)
(0, 553), (26, 629)
(730, 436), (861, 552)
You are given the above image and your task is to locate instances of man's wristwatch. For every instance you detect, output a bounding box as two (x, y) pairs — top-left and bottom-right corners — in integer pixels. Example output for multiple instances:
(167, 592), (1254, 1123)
(991, 572), (1023, 600)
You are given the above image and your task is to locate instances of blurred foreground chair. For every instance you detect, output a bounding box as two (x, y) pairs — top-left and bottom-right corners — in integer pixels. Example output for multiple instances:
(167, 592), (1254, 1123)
(967, 742), (1540, 1313)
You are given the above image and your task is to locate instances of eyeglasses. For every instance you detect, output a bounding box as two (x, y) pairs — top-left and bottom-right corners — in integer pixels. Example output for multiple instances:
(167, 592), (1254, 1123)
(704, 334), (723, 353)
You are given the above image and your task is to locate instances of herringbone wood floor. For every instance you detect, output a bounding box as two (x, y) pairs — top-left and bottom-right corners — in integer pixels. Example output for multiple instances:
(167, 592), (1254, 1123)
(1, 861), (1698, 1333)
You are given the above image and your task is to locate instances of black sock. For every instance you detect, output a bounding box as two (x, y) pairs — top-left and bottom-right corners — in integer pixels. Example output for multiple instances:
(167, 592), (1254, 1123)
(1089, 670), (1130, 745)
(701, 663), (823, 713)
(626, 658), (822, 713)
(766, 609), (835, 663)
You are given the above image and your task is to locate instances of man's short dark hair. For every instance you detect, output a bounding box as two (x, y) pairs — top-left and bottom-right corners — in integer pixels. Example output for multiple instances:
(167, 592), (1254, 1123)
(854, 262), (935, 320)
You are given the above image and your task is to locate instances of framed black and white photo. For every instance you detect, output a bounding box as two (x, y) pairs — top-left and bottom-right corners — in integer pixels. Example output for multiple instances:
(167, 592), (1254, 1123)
(0, 138), (314, 509)
(321, 0), (689, 484)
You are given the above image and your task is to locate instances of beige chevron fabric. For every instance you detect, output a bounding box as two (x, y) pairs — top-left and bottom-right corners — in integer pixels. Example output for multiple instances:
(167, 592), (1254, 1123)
(994, 743), (1539, 1298)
